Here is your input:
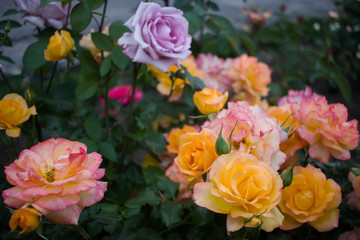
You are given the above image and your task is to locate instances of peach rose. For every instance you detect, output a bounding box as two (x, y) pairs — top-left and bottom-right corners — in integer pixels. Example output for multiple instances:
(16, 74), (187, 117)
(292, 96), (359, 163)
(228, 54), (271, 99)
(148, 55), (203, 101)
(194, 152), (283, 232)
(193, 86), (228, 115)
(0, 93), (36, 137)
(346, 168), (360, 210)
(166, 125), (198, 154)
(338, 228), (360, 240)
(165, 163), (192, 203)
(279, 165), (342, 232)
(9, 207), (41, 234)
(277, 86), (322, 106)
(2, 138), (107, 225)
(174, 128), (218, 184)
(44, 30), (74, 61)
(79, 26), (112, 64)
(267, 104), (308, 168)
(202, 101), (286, 170)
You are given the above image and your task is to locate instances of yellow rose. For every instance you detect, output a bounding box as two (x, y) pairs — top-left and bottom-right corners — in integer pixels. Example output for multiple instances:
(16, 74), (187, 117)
(44, 30), (74, 61)
(9, 208), (41, 234)
(174, 128), (218, 184)
(279, 165), (342, 232)
(166, 125), (198, 154)
(193, 86), (228, 115)
(0, 93), (36, 137)
(194, 152), (283, 232)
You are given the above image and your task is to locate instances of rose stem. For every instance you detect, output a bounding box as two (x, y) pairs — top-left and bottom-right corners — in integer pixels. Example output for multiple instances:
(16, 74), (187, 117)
(45, 61), (58, 94)
(0, 68), (14, 92)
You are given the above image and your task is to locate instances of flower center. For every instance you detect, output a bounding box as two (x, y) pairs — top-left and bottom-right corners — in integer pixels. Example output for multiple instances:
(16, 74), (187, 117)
(44, 168), (55, 183)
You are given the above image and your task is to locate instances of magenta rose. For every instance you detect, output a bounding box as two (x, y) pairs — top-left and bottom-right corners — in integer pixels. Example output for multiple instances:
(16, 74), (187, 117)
(13, 0), (70, 29)
(117, 2), (192, 72)
(108, 84), (143, 107)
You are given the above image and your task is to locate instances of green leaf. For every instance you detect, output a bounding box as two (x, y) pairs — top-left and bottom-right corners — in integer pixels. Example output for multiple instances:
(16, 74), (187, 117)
(100, 56), (112, 77)
(78, 138), (98, 153)
(77, 47), (99, 77)
(112, 46), (130, 71)
(91, 32), (115, 51)
(109, 20), (129, 42)
(145, 134), (166, 153)
(183, 84), (195, 107)
(22, 41), (47, 72)
(75, 77), (98, 100)
(125, 188), (161, 208)
(99, 142), (117, 162)
(160, 201), (183, 227)
(157, 175), (179, 200)
(143, 166), (164, 186)
(40, 0), (66, 8)
(2, 9), (21, 17)
(281, 164), (295, 189)
(184, 68), (205, 89)
(239, 33), (255, 56)
(137, 228), (162, 240)
(0, 54), (14, 64)
(70, 3), (92, 33)
(332, 69), (352, 102)
(192, 205), (214, 227)
(184, 11), (203, 35)
(351, 168), (360, 177)
(85, 0), (104, 10)
(84, 115), (102, 141)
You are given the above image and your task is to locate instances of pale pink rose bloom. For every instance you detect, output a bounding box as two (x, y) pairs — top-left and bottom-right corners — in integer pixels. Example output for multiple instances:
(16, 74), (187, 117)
(2, 138), (107, 225)
(250, 12), (266, 26)
(228, 54), (271, 99)
(165, 163), (192, 203)
(195, 53), (233, 93)
(329, 11), (339, 20)
(202, 101), (286, 170)
(346, 169), (360, 210)
(13, 0), (70, 29)
(118, 2), (192, 72)
(79, 26), (112, 64)
(338, 228), (360, 240)
(108, 84), (143, 107)
(278, 86), (322, 106)
(292, 96), (359, 163)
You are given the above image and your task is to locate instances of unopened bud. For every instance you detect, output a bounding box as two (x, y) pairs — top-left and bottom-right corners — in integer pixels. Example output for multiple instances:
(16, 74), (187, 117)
(281, 164), (295, 188)
(215, 126), (231, 155)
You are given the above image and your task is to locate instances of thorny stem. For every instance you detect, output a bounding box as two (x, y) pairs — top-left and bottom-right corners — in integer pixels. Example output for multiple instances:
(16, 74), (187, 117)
(46, 61), (58, 94)
(0, 67), (14, 92)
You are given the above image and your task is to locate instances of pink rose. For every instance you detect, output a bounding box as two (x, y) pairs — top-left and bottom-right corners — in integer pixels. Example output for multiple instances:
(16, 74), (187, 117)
(196, 53), (233, 93)
(2, 138), (107, 225)
(13, 0), (70, 29)
(278, 86), (322, 106)
(338, 228), (360, 240)
(108, 84), (143, 107)
(346, 168), (360, 210)
(202, 101), (286, 170)
(117, 2), (192, 72)
(292, 96), (359, 163)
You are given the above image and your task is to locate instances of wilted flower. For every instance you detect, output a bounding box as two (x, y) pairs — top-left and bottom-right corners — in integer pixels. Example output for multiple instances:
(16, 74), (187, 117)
(279, 165), (341, 232)
(2, 138), (108, 225)
(118, 2), (192, 72)
(9, 207), (41, 234)
(194, 152), (283, 232)
(0, 93), (36, 138)
(44, 30), (74, 61)
(108, 84), (143, 107)
(193, 86), (228, 115)
(13, 0), (70, 29)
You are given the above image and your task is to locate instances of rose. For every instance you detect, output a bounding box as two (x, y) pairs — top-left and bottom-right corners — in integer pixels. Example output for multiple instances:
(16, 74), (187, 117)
(0, 93), (36, 137)
(9, 207), (41, 234)
(193, 86), (228, 115)
(279, 165), (342, 232)
(165, 163), (192, 203)
(2, 138), (107, 225)
(13, 0), (70, 29)
(277, 86), (322, 106)
(79, 26), (112, 64)
(148, 56), (203, 101)
(291, 96), (359, 163)
(166, 125), (198, 154)
(346, 168), (360, 210)
(117, 2), (192, 72)
(174, 128), (218, 184)
(202, 101), (286, 170)
(194, 152), (283, 232)
(108, 84), (143, 107)
(338, 228), (360, 240)
(44, 30), (74, 62)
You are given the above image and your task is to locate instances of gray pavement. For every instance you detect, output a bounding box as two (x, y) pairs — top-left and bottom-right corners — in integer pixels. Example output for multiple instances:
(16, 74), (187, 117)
(0, 0), (336, 75)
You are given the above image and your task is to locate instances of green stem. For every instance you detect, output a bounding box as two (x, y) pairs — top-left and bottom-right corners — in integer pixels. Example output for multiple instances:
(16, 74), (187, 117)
(46, 61), (58, 94)
(99, 0), (108, 32)
(39, 66), (44, 91)
(35, 115), (43, 142)
(63, 1), (72, 29)
(104, 75), (110, 137)
(128, 63), (140, 124)
(0, 67), (14, 92)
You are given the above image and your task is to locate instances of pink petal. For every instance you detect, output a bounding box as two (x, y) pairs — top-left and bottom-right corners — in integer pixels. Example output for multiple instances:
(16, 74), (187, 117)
(34, 194), (80, 211)
(78, 181), (107, 207)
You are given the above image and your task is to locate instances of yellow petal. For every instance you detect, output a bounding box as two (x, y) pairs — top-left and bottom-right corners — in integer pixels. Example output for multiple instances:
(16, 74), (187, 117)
(309, 209), (339, 232)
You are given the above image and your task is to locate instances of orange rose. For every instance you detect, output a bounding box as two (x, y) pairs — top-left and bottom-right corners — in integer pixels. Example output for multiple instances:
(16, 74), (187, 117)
(166, 125), (198, 154)
(194, 152), (283, 232)
(174, 128), (218, 184)
(279, 165), (342, 232)
(44, 30), (74, 61)
(9, 208), (41, 234)
(193, 86), (228, 115)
